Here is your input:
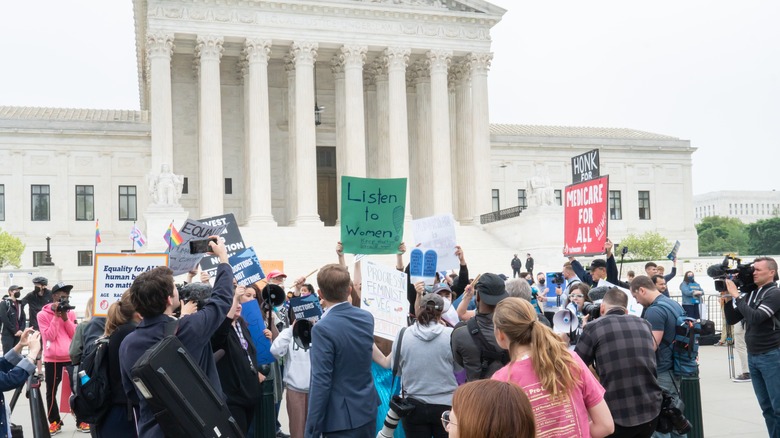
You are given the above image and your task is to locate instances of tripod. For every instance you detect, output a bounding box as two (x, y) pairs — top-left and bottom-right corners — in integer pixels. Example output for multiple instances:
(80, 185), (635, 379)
(9, 373), (52, 438)
(725, 323), (736, 380)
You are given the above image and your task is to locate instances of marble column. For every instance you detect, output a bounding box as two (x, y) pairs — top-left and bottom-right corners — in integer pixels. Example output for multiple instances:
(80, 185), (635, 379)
(284, 55), (297, 224)
(290, 42), (322, 225)
(242, 39), (275, 225)
(413, 61), (433, 218)
(340, 45), (367, 179)
(427, 49), (453, 215)
(469, 52), (493, 222)
(147, 32), (175, 174)
(373, 60), (390, 178)
(364, 72), (378, 178)
(448, 70), (459, 221)
(195, 35), (224, 218)
(384, 47), (412, 218)
(454, 61), (474, 224)
(406, 75), (419, 218)
(331, 57), (346, 223)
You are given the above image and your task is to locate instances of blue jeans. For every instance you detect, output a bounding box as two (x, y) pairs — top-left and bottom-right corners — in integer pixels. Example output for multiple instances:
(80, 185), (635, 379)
(653, 371), (686, 438)
(749, 347), (780, 438)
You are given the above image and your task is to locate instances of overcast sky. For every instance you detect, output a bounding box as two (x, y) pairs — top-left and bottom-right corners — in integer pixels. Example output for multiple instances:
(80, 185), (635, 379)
(1, 1), (778, 195)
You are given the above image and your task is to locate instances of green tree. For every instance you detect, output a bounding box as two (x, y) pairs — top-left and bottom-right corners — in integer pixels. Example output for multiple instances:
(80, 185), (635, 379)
(746, 217), (780, 255)
(0, 229), (25, 269)
(616, 231), (672, 261)
(695, 216), (749, 255)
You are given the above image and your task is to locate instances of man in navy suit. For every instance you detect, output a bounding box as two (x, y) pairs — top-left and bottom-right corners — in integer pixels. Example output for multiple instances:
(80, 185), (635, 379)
(306, 264), (379, 438)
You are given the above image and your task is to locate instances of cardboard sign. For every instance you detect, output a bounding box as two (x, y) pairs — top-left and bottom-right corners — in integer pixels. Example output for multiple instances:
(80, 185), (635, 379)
(199, 213), (245, 277)
(229, 247), (265, 287)
(412, 214), (459, 271)
(563, 176), (609, 257)
(409, 248), (437, 286)
(597, 279), (643, 317)
(289, 294), (323, 321)
(167, 218), (228, 276)
(340, 176), (407, 254)
(667, 240), (681, 260)
(361, 260), (408, 341)
(571, 149), (600, 183)
(93, 253), (169, 317)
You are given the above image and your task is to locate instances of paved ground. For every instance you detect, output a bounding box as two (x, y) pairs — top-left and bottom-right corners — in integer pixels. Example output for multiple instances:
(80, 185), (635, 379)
(4, 344), (767, 437)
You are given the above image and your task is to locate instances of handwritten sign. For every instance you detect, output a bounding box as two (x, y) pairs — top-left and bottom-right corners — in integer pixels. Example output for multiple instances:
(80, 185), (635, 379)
(289, 294), (322, 322)
(361, 260), (408, 341)
(409, 248), (437, 286)
(93, 253), (169, 317)
(199, 213), (245, 277)
(412, 214), (459, 271)
(563, 176), (609, 257)
(340, 176), (407, 254)
(229, 247), (265, 287)
(571, 149), (600, 183)
(167, 218), (227, 276)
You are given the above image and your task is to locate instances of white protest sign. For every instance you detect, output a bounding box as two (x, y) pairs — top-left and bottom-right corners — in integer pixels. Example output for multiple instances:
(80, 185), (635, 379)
(93, 253), (169, 317)
(597, 279), (643, 317)
(167, 218), (228, 276)
(412, 214), (459, 271)
(361, 260), (408, 341)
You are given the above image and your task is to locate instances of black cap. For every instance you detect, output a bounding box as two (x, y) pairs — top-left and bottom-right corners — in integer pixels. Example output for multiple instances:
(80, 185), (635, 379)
(589, 259), (607, 271)
(51, 283), (73, 294)
(475, 273), (509, 306)
(32, 276), (48, 286)
(7, 285), (22, 292)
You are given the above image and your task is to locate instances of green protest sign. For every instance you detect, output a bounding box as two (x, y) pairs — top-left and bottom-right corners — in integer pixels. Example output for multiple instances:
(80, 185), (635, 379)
(341, 176), (407, 254)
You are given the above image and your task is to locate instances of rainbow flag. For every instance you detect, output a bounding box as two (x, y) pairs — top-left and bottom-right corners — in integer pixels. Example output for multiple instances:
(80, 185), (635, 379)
(95, 220), (102, 245)
(163, 222), (183, 249)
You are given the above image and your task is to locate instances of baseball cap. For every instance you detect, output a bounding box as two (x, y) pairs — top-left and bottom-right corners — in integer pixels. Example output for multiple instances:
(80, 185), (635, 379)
(431, 283), (452, 295)
(475, 273), (509, 306)
(32, 276), (48, 286)
(51, 283), (74, 294)
(589, 259), (607, 271)
(7, 285), (22, 292)
(266, 270), (287, 280)
(419, 293), (444, 311)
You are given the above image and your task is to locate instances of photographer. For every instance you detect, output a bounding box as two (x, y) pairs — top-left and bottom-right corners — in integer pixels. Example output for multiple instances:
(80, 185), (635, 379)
(37, 282), (89, 433)
(0, 328), (42, 438)
(723, 257), (780, 437)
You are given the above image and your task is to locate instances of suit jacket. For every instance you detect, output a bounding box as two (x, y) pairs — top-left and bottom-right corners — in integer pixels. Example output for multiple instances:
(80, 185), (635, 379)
(305, 302), (379, 437)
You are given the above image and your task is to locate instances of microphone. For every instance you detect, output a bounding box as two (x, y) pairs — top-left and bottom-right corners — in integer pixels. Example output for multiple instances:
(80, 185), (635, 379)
(588, 286), (610, 302)
(706, 264), (727, 278)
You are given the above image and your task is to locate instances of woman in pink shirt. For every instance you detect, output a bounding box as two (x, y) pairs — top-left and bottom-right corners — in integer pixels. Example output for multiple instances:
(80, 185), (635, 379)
(491, 298), (614, 438)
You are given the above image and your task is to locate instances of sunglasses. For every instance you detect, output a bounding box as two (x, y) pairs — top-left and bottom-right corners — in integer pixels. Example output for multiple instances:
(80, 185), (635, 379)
(441, 410), (457, 430)
(570, 294), (584, 298)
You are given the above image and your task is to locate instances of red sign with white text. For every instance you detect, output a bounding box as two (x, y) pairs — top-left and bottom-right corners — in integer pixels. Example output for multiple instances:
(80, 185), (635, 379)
(564, 176), (609, 256)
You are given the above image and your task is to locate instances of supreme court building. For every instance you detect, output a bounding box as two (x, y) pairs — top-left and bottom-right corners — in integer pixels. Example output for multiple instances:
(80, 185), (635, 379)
(0, 0), (699, 288)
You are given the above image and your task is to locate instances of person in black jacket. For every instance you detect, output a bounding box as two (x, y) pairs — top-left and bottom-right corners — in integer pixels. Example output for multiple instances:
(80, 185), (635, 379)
(21, 277), (51, 331)
(95, 290), (138, 438)
(211, 285), (261, 435)
(0, 286), (26, 354)
(405, 245), (469, 317)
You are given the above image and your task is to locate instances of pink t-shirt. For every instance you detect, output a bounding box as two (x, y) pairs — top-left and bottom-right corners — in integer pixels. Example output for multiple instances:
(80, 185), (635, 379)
(492, 351), (605, 438)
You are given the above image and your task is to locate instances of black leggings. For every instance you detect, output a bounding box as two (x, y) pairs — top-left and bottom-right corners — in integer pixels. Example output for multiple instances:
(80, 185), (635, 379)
(45, 361), (78, 424)
(401, 401), (449, 438)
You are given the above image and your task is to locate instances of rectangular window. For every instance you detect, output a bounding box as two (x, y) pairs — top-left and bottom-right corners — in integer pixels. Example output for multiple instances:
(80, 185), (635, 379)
(75, 185), (95, 221)
(609, 190), (622, 220)
(0, 184), (4, 221)
(182, 177), (189, 195)
(118, 186), (137, 221)
(638, 191), (651, 220)
(31, 185), (50, 221)
(492, 189), (500, 212)
(32, 251), (46, 267)
(77, 250), (93, 267)
(517, 189), (527, 208)
(225, 178), (233, 195)
(554, 190), (562, 206)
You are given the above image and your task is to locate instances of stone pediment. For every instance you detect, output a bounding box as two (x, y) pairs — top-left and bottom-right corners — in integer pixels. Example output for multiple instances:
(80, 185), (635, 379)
(348, 0), (505, 14)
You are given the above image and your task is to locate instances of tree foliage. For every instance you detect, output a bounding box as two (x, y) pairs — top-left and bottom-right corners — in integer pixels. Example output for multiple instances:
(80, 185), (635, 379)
(0, 229), (25, 269)
(696, 216), (749, 255)
(617, 231), (672, 261)
(746, 217), (780, 255)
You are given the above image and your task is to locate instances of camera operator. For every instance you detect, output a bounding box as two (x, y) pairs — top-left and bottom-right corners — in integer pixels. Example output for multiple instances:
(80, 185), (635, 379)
(723, 257), (780, 437)
(37, 282), (88, 433)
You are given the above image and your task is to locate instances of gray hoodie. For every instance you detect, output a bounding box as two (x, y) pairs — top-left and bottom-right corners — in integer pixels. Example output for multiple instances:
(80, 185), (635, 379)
(390, 322), (457, 406)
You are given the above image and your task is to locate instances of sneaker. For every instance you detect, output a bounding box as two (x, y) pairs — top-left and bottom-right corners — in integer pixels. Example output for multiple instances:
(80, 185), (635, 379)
(733, 373), (751, 382)
(276, 431), (291, 438)
(49, 421), (62, 435)
(77, 422), (91, 433)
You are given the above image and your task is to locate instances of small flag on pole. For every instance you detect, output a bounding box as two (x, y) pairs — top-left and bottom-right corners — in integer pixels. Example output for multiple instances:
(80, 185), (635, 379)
(163, 222), (183, 248)
(95, 220), (102, 245)
(130, 224), (147, 248)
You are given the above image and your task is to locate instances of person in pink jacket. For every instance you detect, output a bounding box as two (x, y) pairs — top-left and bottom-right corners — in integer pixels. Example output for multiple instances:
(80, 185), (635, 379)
(37, 282), (89, 434)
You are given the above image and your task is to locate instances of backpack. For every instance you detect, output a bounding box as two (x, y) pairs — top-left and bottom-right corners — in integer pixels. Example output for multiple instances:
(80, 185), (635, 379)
(654, 299), (700, 377)
(70, 337), (112, 424)
(466, 318), (510, 380)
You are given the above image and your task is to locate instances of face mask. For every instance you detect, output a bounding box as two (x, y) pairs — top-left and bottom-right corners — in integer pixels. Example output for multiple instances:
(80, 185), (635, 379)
(34, 286), (41, 294)
(441, 297), (452, 313)
(13, 291), (20, 299)
(538, 279), (545, 285)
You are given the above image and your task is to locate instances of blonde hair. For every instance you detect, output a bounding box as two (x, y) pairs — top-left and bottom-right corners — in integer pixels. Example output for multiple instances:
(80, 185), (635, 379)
(104, 290), (136, 337)
(493, 297), (581, 398)
(83, 297), (94, 322)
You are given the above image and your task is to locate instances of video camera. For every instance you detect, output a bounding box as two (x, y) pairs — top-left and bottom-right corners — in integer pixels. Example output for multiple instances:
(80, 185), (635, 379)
(550, 272), (564, 286)
(54, 297), (75, 313)
(581, 302), (601, 321)
(707, 255), (757, 294)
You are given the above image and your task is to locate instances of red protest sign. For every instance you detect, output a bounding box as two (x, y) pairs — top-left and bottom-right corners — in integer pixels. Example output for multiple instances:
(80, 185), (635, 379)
(564, 176), (609, 256)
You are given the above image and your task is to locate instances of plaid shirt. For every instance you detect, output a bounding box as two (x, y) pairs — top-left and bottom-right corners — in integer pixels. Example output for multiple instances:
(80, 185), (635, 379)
(575, 308), (663, 427)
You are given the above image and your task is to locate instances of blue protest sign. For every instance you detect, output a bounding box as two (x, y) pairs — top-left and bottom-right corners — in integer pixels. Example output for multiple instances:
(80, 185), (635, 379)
(409, 248), (424, 278)
(289, 294), (323, 322)
(667, 240), (681, 260)
(229, 247), (265, 287)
